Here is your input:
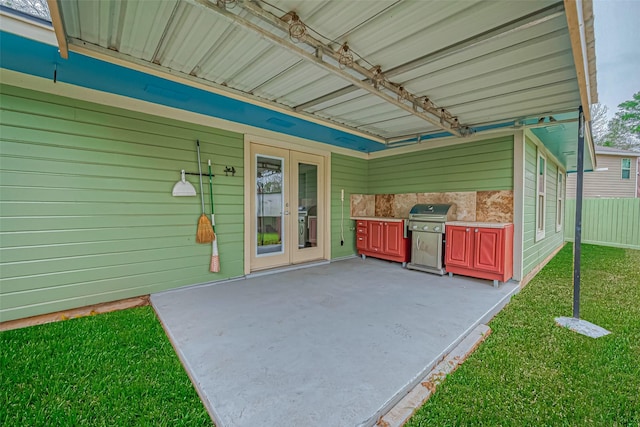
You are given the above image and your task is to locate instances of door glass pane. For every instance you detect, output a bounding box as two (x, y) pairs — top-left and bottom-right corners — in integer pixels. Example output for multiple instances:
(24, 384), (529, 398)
(297, 162), (318, 249)
(256, 155), (284, 256)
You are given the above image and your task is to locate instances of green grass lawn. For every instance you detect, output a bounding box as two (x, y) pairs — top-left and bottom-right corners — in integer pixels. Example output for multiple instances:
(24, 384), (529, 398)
(257, 232), (281, 245)
(1, 306), (212, 426)
(407, 244), (640, 426)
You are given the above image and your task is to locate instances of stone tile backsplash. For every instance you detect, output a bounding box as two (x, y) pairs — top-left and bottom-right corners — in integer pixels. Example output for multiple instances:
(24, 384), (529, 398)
(351, 190), (513, 223)
(476, 190), (514, 223)
(374, 194), (395, 217)
(350, 194), (375, 217)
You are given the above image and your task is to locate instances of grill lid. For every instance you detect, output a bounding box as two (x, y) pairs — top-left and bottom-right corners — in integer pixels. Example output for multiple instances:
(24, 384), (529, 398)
(408, 204), (456, 221)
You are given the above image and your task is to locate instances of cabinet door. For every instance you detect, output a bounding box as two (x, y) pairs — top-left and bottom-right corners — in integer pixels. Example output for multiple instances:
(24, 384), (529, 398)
(445, 226), (472, 268)
(368, 221), (384, 253)
(383, 221), (404, 256)
(473, 228), (504, 273)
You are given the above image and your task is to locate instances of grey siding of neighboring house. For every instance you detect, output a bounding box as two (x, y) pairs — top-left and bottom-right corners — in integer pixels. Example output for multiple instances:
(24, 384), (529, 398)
(522, 137), (565, 277)
(567, 154), (639, 198)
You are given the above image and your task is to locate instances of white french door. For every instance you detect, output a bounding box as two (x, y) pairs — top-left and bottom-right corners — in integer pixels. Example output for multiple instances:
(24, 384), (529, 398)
(249, 143), (325, 271)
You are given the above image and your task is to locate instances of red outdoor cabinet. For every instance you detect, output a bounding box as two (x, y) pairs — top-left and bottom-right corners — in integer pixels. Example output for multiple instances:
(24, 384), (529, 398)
(445, 223), (514, 287)
(356, 219), (410, 265)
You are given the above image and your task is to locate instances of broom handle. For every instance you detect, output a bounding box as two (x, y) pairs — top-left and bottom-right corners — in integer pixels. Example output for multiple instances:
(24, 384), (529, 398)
(196, 140), (205, 213)
(208, 160), (215, 227)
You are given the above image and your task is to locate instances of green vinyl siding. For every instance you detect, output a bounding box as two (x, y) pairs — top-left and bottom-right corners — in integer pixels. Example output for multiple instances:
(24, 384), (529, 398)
(368, 136), (514, 194)
(522, 137), (564, 276)
(330, 153), (368, 259)
(0, 84), (244, 322)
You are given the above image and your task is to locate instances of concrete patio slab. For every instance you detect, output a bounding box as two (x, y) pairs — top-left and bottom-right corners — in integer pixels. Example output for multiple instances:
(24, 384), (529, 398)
(151, 258), (519, 427)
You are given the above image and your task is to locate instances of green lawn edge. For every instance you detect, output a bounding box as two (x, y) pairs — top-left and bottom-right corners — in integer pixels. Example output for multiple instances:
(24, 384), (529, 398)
(1, 306), (212, 426)
(406, 244), (640, 426)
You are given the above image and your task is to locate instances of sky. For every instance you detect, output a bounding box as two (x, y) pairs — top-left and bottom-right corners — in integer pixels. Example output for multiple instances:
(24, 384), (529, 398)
(592, 0), (640, 118)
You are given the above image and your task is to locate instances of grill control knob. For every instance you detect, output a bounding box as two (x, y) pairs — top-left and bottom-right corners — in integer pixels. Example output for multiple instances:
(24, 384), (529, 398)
(434, 226), (440, 232)
(412, 225), (418, 230)
(422, 225), (429, 231)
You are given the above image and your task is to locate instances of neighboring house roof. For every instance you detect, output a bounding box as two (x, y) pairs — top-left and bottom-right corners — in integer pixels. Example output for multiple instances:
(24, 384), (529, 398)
(595, 146), (640, 156)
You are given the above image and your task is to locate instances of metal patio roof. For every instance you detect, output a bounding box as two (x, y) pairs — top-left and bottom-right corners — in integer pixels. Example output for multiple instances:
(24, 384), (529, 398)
(49, 0), (597, 145)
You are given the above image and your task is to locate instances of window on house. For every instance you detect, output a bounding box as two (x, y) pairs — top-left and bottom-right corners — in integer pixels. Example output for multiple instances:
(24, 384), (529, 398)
(536, 151), (546, 241)
(621, 158), (631, 179)
(556, 171), (564, 232)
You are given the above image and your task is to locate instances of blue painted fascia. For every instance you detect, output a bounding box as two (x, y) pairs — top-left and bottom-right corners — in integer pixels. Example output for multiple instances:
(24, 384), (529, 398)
(0, 31), (389, 153)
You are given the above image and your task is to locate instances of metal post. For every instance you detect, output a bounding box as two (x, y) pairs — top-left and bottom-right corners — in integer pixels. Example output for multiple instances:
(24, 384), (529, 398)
(573, 106), (585, 319)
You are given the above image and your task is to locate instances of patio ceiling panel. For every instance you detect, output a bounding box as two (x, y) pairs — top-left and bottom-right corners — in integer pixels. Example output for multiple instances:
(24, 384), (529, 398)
(275, 74), (359, 109)
(62, 0), (180, 62)
(151, 3), (236, 74)
(251, 62), (336, 106)
(427, 65), (578, 109)
(271, 0), (401, 44)
(301, 88), (369, 114)
(384, 12), (569, 85)
(446, 81), (580, 121)
(198, 43), (277, 88)
(337, 104), (407, 126)
(459, 92), (580, 125)
(288, 1), (565, 111)
(51, 0), (593, 146)
(358, 115), (442, 137)
(342, 0), (558, 70)
(316, 94), (390, 118)
(402, 31), (573, 96)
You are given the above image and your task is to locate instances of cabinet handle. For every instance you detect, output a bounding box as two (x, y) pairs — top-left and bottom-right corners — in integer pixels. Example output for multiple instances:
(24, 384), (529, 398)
(475, 228), (478, 233)
(466, 228), (470, 232)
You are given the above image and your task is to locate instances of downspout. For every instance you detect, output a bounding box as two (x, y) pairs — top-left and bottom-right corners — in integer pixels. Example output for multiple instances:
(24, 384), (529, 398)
(573, 106), (585, 319)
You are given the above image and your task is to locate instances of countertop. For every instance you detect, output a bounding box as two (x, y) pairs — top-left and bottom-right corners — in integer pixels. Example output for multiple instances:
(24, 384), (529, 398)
(351, 216), (405, 222)
(445, 221), (512, 228)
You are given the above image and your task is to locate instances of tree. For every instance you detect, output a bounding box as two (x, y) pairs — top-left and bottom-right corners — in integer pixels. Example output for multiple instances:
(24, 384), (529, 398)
(0, 0), (50, 20)
(601, 92), (640, 152)
(589, 103), (609, 145)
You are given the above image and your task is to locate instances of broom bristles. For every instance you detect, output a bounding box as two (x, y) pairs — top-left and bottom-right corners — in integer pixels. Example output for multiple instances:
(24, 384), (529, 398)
(196, 214), (215, 243)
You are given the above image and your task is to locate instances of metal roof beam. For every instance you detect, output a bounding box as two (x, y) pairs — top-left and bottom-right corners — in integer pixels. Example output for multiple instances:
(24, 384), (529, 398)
(293, 1), (565, 113)
(191, 0), (464, 138)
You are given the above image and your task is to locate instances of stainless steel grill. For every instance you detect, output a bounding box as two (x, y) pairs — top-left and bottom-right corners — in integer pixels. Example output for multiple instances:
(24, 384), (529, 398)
(406, 204), (456, 275)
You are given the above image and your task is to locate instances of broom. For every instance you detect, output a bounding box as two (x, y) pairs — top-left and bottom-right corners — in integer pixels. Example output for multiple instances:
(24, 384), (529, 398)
(208, 160), (220, 272)
(196, 140), (214, 244)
